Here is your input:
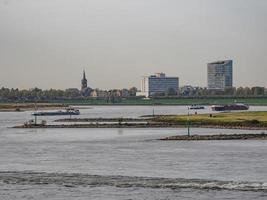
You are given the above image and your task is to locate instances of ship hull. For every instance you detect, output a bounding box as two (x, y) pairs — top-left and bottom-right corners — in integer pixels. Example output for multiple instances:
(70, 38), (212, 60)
(211, 104), (249, 111)
(32, 112), (80, 116)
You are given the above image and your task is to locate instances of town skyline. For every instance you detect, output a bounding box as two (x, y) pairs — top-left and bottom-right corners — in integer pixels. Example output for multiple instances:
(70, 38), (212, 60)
(1, 0), (267, 89)
(1, 63), (267, 91)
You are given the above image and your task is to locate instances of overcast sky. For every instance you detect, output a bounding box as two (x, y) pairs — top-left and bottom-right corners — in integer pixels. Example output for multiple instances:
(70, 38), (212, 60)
(0, 0), (266, 90)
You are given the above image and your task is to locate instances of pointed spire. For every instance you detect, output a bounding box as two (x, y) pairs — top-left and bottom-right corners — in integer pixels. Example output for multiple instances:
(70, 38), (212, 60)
(81, 69), (88, 91)
(83, 70), (86, 79)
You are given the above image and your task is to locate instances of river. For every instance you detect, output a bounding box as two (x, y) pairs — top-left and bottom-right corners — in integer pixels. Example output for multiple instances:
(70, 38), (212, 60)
(0, 106), (267, 199)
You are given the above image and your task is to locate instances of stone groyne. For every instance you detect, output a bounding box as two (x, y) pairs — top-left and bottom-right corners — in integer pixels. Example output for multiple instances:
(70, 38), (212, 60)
(54, 117), (149, 122)
(160, 133), (267, 141)
(12, 123), (267, 130)
(13, 122), (163, 129)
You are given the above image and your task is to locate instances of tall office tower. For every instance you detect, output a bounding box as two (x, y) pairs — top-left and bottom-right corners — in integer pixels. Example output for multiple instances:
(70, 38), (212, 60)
(207, 60), (233, 90)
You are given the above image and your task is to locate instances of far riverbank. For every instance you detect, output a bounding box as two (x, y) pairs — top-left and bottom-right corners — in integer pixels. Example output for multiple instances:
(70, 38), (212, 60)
(2, 97), (267, 106)
(0, 103), (66, 112)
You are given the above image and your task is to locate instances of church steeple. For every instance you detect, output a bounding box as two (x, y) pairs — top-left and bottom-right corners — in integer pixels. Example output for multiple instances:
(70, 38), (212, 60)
(83, 70), (86, 80)
(81, 70), (88, 91)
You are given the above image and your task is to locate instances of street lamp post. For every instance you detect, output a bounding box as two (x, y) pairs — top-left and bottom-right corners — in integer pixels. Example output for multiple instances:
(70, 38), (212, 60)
(187, 107), (190, 137)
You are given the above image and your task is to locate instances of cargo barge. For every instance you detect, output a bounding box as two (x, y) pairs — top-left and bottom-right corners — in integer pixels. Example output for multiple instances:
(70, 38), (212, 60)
(211, 103), (249, 111)
(32, 107), (80, 116)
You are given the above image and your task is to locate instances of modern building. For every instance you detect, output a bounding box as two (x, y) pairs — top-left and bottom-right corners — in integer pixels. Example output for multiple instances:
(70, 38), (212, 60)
(207, 60), (233, 90)
(138, 73), (179, 97)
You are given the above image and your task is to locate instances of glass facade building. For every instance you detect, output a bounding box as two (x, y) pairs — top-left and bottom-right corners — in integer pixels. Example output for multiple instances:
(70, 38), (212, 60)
(141, 73), (179, 97)
(207, 60), (233, 90)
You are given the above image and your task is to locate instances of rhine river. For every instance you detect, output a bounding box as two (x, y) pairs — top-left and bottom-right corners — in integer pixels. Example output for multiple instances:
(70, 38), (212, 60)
(0, 106), (267, 199)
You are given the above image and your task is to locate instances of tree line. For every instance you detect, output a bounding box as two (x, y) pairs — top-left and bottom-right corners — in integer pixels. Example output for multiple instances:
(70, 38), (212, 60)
(0, 87), (137, 101)
(178, 86), (267, 97)
(0, 86), (266, 101)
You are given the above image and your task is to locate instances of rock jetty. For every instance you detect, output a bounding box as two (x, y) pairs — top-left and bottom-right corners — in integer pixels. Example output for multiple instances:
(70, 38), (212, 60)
(54, 117), (148, 122)
(160, 133), (267, 141)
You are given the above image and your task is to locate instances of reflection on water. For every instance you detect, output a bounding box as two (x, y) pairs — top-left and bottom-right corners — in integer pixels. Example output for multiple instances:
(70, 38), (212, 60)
(117, 129), (124, 135)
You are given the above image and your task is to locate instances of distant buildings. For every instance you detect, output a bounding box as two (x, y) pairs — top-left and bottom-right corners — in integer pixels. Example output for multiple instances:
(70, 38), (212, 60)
(207, 60), (233, 90)
(91, 89), (108, 98)
(180, 85), (198, 96)
(138, 73), (179, 97)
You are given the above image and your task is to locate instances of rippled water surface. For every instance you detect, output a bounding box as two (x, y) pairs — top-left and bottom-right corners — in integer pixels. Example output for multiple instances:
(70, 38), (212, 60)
(0, 106), (267, 199)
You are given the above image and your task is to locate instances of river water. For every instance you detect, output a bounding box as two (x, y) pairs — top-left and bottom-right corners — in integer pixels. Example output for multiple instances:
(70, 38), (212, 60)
(0, 106), (267, 199)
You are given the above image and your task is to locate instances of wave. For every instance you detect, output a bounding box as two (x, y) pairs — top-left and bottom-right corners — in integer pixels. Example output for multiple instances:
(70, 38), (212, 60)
(0, 171), (266, 192)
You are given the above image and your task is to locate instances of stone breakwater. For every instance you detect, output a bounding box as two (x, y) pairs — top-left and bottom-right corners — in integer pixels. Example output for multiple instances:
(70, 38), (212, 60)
(12, 123), (267, 130)
(54, 117), (148, 122)
(13, 123), (171, 129)
(160, 133), (267, 141)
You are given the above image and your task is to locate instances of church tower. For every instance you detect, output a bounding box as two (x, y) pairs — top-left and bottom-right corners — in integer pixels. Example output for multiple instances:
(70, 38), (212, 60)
(81, 70), (88, 91)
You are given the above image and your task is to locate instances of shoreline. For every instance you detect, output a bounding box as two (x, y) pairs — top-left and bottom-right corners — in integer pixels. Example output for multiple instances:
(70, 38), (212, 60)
(1, 102), (267, 112)
(12, 123), (267, 130)
(160, 133), (267, 141)
(54, 118), (149, 122)
(0, 103), (66, 112)
(47, 104), (267, 106)
(2, 97), (267, 107)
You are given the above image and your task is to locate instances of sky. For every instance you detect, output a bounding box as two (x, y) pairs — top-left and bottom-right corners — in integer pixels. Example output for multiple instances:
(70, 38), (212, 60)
(0, 0), (267, 90)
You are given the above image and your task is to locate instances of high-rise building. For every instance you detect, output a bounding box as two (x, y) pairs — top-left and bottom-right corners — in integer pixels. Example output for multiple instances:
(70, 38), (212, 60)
(207, 60), (233, 90)
(81, 70), (88, 91)
(139, 73), (179, 97)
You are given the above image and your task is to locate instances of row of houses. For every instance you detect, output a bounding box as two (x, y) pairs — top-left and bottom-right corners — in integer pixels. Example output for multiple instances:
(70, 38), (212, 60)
(81, 88), (138, 98)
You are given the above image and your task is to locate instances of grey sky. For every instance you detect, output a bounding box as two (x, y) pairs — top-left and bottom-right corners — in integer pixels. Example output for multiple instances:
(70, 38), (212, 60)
(0, 0), (266, 90)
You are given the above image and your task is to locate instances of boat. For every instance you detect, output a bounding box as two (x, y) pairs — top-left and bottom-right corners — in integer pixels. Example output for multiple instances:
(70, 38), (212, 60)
(32, 107), (80, 116)
(211, 103), (249, 111)
(189, 105), (205, 110)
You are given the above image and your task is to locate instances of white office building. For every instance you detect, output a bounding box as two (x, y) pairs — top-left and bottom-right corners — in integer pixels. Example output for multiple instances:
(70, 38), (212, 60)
(138, 73), (179, 97)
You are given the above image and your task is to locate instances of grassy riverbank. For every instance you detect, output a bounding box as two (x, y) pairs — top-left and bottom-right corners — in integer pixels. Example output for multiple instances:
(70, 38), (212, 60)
(154, 111), (267, 128)
(3, 97), (267, 106)
(51, 98), (267, 105)
(0, 103), (66, 112)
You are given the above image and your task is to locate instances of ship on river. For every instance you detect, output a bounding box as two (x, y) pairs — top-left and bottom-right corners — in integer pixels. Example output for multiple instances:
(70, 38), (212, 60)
(32, 107), (80, 116)
(211, 103), (249, 111)
(189, 105), (205, 110)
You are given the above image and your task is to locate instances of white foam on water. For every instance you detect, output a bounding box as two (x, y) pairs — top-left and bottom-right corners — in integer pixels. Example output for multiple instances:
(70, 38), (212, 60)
(0, 171), (266, 192)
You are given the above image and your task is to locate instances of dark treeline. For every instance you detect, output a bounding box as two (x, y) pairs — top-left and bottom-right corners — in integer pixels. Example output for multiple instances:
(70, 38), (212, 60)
(0, 87), (75, 101)
(178, 86), (267, 97)
(149, 86), (267, 98)
(0, 87), (137, 102)
(0, 86), (267, 102)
